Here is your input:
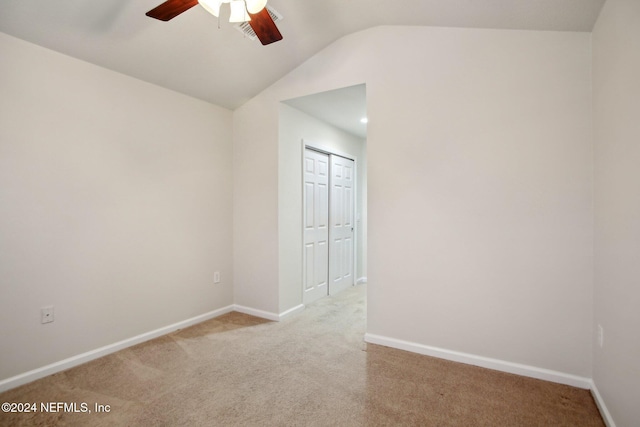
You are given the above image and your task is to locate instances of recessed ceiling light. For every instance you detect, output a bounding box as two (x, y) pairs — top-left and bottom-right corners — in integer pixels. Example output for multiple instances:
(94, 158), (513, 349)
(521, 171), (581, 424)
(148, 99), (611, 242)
(360, 117), (368, 124)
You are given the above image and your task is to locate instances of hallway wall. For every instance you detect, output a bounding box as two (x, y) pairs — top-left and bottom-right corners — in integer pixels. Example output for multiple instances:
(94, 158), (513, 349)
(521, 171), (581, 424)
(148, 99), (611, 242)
(592, 0), (640, 424)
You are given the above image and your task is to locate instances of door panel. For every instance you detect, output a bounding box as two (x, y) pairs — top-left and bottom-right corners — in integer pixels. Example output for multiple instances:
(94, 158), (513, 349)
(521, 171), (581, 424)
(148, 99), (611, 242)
(303, 149), (330, 304)
(329, 155), (355, 295)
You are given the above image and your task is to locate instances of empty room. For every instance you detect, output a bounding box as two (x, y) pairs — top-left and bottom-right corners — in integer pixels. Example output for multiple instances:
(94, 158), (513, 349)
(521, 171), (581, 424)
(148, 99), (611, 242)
(0, 0), (638, 425)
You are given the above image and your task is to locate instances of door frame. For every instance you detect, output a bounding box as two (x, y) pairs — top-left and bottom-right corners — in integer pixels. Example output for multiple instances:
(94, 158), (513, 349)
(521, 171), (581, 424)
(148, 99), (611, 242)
(302, 139), (358, 303)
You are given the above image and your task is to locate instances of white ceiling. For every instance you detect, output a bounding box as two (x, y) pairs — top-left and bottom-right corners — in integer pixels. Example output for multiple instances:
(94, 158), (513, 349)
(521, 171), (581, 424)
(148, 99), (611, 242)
(0, 0), (604, 134)
(284, 84), (367, 139)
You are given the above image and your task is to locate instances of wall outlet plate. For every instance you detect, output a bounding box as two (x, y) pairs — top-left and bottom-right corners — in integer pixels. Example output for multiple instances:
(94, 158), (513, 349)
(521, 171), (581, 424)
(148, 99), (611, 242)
(41, 306), (54, 324)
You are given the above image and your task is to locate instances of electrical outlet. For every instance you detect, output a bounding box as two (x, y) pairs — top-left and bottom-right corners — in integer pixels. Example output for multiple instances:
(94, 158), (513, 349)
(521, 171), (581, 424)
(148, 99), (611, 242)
(214, 271), (221, 284)
(41, 306), (54, 324)
(598, 324), (604, 348)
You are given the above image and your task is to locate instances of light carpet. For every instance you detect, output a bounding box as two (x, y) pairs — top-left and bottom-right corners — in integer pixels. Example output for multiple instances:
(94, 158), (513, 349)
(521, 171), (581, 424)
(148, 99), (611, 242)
(0, 285), (604, 426)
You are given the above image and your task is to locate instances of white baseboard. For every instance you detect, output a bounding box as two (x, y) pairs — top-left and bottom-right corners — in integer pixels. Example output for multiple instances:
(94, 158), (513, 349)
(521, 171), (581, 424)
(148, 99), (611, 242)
(0, 305), (235, 393)
(233, 305), (280, 321)
(233, 304), (305, 321)
(590, 380), (616, 427)
(278, 304), (305, 319)
(364, 333), (592, 389)
(356, 277), (368, 284)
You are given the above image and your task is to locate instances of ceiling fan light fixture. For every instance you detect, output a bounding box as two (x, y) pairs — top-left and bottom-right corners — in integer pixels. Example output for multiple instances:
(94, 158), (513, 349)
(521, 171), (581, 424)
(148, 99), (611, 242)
(146, 0), (281, 45)
(245, 0), (267, 14)
(229, 0), (250, 22)
(198, 0), (223, 17)
(199, 0), (255, 22)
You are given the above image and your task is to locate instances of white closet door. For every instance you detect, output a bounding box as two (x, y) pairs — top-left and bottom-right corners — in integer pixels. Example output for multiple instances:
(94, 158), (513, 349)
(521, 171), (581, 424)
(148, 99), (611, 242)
(329, 155), (355, 295)
(303, 149), (330, 304)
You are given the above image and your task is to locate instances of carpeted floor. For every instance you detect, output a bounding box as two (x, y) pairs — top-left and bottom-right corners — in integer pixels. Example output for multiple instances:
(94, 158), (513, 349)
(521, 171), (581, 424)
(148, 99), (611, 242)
(0, 284), (604, 426)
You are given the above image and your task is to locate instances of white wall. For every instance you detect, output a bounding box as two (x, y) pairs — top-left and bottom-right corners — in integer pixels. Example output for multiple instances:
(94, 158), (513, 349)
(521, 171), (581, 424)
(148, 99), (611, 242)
(367, 27), (593, 378)
(278, 103), (366, 312)
(232, 95), (280, 314)
(0, 33), (234, 382)
(234, 26), (593, 378)
(593, 0), (640, 425)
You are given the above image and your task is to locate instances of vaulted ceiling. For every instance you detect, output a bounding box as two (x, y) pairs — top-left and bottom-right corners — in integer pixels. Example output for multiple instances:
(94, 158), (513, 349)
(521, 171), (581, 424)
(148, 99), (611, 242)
(0, 0), (605, 110)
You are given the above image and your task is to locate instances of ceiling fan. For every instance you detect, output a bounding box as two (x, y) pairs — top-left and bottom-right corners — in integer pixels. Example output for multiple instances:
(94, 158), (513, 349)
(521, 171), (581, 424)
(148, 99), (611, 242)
(146, 0), (283, 45)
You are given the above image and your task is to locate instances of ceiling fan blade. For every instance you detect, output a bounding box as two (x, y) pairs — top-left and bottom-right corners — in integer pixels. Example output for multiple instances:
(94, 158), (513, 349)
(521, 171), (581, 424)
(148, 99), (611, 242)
(248, 8), (283, 46)
(146, 0), (199, 21)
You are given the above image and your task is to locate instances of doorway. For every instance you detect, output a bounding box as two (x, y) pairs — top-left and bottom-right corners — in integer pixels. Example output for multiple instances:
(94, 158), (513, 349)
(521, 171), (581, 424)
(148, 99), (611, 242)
(279, 83), (367, 312)
(303, 146), (356, 305)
